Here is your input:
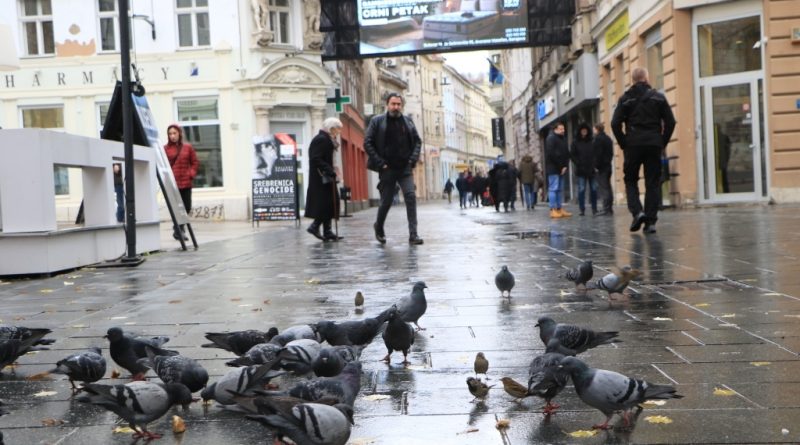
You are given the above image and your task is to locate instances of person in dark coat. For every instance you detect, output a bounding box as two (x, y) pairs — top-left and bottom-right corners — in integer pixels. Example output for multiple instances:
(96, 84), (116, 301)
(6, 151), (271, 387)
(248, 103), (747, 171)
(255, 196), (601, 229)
(570, 122), (598, 216)
(471, 172), (486, 208)
(489, 161), (514, 212)
(304, 117), (343, 242)
(518, 154), (539, 210)
(593, 123), (614, 215)
(455, 172), (468, 209)
(443, 178), (454, 203)
(611, 67), (676, 234)
(544, 122), (572, 218)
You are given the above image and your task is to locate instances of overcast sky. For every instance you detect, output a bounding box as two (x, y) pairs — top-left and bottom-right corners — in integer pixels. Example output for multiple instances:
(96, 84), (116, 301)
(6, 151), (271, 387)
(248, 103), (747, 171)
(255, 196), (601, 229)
(442, 50), (489, 78)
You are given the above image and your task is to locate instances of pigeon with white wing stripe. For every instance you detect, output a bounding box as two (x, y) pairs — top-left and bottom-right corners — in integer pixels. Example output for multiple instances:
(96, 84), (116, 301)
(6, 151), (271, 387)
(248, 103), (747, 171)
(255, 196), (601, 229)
(202, 328), (279, 355)
(246, 399), (354, 445)
(565, 260), (594, 289)
(50, 347), (107, 391)
(536, 316), (621, 355)
(201, 364), (285, 406)
(588, 265), (642, 297)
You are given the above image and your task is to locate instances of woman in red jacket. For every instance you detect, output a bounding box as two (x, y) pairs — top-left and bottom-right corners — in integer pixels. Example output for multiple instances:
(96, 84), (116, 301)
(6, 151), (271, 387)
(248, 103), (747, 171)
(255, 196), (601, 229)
(164, 124), (199, 240)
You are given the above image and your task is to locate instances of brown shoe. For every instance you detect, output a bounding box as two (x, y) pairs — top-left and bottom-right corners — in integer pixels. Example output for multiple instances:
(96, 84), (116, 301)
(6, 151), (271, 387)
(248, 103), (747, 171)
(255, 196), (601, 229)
(549, 209), (562, 219)
(559, 208), (573, 217)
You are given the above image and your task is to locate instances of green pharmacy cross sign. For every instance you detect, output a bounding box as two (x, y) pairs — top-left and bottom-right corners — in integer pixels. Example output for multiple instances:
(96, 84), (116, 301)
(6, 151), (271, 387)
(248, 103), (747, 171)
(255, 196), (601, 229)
(327, 88), (351, 112)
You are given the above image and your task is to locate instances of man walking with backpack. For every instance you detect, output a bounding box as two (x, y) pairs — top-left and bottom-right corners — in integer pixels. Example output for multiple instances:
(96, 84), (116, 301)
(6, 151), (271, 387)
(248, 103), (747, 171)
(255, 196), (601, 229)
(611, 67), (675, 234)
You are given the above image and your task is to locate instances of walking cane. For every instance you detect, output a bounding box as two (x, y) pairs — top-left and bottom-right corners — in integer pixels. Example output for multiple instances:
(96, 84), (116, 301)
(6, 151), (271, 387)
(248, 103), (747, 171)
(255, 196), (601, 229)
(332, 180), (339, 238)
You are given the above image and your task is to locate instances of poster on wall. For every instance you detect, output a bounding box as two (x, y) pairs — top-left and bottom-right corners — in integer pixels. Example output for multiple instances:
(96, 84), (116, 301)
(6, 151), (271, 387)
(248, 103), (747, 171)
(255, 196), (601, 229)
(252, 133), (299, 221)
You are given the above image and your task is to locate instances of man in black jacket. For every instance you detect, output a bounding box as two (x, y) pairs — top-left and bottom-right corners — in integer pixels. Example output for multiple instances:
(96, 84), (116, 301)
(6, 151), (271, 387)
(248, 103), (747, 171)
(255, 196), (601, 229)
(593, 123), (614, 215)
(611, 67), (676, 234)
(569, 122), (597, 216)
(365, 93), (424, 245)
(544, 122), (572, 218)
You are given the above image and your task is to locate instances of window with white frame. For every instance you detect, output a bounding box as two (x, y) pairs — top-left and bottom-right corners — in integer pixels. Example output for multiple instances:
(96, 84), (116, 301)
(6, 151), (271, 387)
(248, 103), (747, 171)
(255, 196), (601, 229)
(176, 0), (210, 48)
(269, 0), (291, 44)
(19, 0), (54, 56)
(644, 26), (664, 92)
(97, 0), (119, 51)
(97, 102), (110, 135)
(21, 106), (68, 194)
(176, 98), (222, 187)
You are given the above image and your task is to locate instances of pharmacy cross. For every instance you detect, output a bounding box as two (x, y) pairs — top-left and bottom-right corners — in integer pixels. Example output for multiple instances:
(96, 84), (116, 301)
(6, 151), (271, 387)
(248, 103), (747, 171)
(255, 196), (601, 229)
(327, 88), (351, 112)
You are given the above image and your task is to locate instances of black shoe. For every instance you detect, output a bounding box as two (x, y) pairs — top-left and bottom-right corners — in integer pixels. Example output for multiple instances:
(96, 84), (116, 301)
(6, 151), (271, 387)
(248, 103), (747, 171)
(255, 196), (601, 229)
(173, 231), (181, 241)
(630, 212), (646, 232)
(579, 210), (585, 216)
(643, 222), (657, 234)
(373, 223), (386, 244)
(323, 231), (343, 241)
(307, 224), (325, 241)
(408, 235), (424, 245)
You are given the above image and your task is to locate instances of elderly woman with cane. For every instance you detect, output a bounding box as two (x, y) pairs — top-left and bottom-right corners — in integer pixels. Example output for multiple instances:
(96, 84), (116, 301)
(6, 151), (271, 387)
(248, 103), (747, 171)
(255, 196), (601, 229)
(305, 117), (343, 242)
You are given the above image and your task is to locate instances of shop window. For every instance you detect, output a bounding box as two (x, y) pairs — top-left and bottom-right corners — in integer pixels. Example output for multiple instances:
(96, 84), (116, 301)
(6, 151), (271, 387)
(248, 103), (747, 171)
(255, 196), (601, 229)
(176, 0), (210, 48)
(19, 0), (54, 56)
(21, 106), (67, 194)
(698, 15), (761, 77)
(176, 97), (222, 187)
(644, 26), (663, 91)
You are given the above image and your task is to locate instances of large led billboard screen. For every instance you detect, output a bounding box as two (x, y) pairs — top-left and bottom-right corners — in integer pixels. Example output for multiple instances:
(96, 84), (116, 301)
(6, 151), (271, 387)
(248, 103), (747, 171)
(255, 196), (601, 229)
(357, 0), (528, 56)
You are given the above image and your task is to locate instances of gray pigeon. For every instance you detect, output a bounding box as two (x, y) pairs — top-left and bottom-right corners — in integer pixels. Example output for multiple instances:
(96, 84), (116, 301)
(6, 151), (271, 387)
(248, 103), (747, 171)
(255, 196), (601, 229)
(527, 340), (568, 414)
(226, 342), (282, 367)
(382, 305), (415, 366)
(588, 266), (642, 297)
(0, 325), (55, 371)
(286, 361), (362, 407)
(315, 306), (393, 345)
(559, 356), (683, 430)
(277, 339), (323, 376)
(312, 345), (361, 377)
(0, 399), (7, 445)
(50, 347), (107, 391)
(535, 316), (620, 355)
(269, 324), (322, 346)
(201, 364), (285, 406)
(105, 327), (178, 380)
(77, 381), (192, 440)
(138, 346), (209, 394)
(495, 265), (515, 298)
(565, 260), (594, 288)
(246, 400), (353, 445)
(202, 327), (279, 355)
(396, 281), (428, 330)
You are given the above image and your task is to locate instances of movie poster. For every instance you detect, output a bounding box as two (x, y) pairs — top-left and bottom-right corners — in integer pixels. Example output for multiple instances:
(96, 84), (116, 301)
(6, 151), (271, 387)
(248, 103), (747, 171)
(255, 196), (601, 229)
(252, 133), (299, 221)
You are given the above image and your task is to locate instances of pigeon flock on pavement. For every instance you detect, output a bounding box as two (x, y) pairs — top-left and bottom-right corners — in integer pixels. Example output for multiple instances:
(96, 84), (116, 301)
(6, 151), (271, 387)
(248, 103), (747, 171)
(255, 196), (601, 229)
(0, 259), (679, 442)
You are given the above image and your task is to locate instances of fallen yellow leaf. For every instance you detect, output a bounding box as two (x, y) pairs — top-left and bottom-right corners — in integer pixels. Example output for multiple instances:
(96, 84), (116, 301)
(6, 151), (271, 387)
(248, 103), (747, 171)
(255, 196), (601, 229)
(27, 371), (51, 381)
(750, 361), (771, 367)
(111, 369), (121, 378)
(695, 303), (710, 308)
(113, 426), (136, 434)
(495, 419), (511, 430)
(713, 387), (736, 396)
(720, 314), (736, 318)
(172, 415), (186, 434)
(41, 418), (65, 426)
(33, 390), (58, 397)
(653, 317), (672, 321)
(63, 281), (74, 286)
(40, 289), (54, 293)
(641, 400), (667, 407)
(644, 415), (673, 424)
(362, 394), (391, 401)
(567, 430), (599, 437)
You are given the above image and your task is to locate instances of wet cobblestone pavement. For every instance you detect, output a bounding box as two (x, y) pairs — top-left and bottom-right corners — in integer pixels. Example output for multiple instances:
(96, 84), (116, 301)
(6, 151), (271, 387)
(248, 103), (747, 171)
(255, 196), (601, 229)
(2, 202), (800, 444)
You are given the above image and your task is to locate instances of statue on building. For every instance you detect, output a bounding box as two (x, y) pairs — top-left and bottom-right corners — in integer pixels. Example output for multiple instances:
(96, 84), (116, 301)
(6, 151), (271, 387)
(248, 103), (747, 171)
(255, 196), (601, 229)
(251, 0), (274, 47)
(302, 0), (323, 50)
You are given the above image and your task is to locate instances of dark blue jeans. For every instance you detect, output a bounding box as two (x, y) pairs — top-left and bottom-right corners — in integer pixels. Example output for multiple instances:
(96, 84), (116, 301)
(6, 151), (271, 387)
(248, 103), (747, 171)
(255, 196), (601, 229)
(115, 184), (124, 222)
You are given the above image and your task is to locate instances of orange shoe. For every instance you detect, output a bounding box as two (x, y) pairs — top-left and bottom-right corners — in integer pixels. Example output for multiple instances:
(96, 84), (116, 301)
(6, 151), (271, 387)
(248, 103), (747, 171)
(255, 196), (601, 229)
(559, 208), (573, 217)
(550, 209), (562, 218)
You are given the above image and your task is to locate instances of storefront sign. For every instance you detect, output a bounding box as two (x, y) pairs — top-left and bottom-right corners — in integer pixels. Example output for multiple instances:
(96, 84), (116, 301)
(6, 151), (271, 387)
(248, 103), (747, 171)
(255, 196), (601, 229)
(252, 133), (299, 221)
(605, 11), (629, 51)
(537, 96), (555, 120)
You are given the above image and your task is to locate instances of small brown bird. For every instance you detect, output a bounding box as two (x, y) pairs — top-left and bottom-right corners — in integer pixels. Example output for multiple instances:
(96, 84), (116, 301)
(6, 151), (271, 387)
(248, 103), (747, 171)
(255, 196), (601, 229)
(466, 377), (494, 402)
(354, 291), (364, 307)
(474, 352), (489, 379)
(500, 377), (532, 402)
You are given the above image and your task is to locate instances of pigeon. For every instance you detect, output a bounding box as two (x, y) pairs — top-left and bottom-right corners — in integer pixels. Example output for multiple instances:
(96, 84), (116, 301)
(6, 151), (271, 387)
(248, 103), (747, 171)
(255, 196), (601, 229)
(77, 381), (193, 440)
(381, 305), (415, 366)
(0, 399), (8, 445)
(201, 364), (285, 406)
(277, 339), (323, 376)
(137, 346), (209, 394)
(495, 265), (515, 298)
(354, 291), (364, 308)
(312, 346), (361, 378)
(396, 281), (428, 330)
(466, 377), (494, 402)
(286, 361), (362, 407)
(269, 324), (322, 346)
(559, 356), (683, 430)
(535, 316), (620, 356)
(225, 342), (282, 367)
(499, 377), (532, 402)
(246, 399), (354, 445)
(49, 347), (107, 391)
(315, 306), (393, 346)
(589, 266), (642, 297)
(474, 352), (489, 379)
(0, 325), (55, 371)
(202, 328), (279, 355)
(565, 260), (594, 288)
(105, 327), (178, 380)
(527, 341), (568, 414)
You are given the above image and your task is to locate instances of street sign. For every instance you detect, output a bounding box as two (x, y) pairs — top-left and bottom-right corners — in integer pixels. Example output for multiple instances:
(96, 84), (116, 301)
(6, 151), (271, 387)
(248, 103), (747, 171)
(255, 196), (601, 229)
(327, 88), (351, 112)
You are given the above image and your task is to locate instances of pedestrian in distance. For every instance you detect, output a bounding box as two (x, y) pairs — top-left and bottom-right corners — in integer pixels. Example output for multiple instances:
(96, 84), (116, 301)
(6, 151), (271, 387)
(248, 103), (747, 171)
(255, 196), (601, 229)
(365, 92), (424, 245)
(508, 159), (519, 210)
(611, 67), (676, 234)
(518, 154), (539, 210)
(305, 117), (343, 242)
(570, 122), (598, 216)
(593, 123), (614, 215)
(443, 178), (454, 203)
(455, 172), (469, 209)
(164, 123), (199, 241)
(113, 163), (124, 223)
(544, 122), (572, 219)
(488, 161), (513, 213)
